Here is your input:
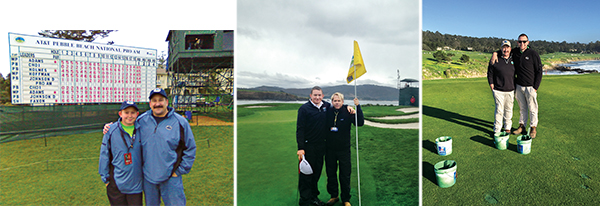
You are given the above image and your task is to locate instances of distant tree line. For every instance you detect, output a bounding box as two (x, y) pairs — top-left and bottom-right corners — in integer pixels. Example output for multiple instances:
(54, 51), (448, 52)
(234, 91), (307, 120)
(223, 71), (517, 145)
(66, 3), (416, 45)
(423, 30), (600, 55)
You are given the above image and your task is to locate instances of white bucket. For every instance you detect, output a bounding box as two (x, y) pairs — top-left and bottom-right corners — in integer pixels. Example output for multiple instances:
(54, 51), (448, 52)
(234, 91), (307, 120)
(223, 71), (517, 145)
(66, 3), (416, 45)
(434, 160), (457, 188)
(494, 132), (509, 150)
(517, 135), (532, 154)
(435, 136), (452, 156)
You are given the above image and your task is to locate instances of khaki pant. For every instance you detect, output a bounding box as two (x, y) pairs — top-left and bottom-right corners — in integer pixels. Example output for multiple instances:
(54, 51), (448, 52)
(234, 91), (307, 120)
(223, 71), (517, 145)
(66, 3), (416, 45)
(515, 84), (538, 127)
(492, 90), (514, 133)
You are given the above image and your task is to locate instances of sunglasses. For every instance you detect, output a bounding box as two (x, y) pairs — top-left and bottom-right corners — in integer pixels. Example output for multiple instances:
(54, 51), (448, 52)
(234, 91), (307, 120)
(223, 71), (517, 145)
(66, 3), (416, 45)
(518, 40), (528, 43)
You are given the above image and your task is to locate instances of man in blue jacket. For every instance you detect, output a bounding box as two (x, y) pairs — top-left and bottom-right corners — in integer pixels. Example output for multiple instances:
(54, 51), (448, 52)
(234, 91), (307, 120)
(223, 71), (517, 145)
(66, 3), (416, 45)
(139, 88), (197, 206)
(99, 101), (143, 206)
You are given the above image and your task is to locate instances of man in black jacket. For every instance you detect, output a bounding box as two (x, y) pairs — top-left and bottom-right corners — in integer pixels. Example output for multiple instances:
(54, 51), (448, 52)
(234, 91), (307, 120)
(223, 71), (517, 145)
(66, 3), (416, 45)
(296, 86), (330, 206)
(487, 40), (515, 135)
(324, 93), (363, 206)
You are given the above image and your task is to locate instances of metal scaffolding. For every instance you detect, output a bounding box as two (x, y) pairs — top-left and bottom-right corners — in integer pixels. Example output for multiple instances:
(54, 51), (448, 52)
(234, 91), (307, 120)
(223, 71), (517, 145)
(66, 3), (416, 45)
(166, 30), (234, 118)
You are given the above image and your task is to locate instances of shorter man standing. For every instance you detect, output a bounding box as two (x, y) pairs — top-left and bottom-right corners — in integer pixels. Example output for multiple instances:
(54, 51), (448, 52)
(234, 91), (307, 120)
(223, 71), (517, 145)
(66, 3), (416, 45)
(487, 40), (515, 135)
(99, 101), (143, 206)
(325, 93), (364, 206)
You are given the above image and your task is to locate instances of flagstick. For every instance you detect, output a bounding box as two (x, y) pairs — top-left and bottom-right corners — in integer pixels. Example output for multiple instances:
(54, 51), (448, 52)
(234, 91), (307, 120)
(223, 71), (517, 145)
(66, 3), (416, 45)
(354, 65), (361, 206)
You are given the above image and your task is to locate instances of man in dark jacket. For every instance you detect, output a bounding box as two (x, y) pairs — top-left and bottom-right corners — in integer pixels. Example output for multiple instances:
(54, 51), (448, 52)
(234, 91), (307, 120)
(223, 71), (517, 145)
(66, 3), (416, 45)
(487, 40), (515, 135)
(297, 86), (330, 206)
(324, 93), (363, 206)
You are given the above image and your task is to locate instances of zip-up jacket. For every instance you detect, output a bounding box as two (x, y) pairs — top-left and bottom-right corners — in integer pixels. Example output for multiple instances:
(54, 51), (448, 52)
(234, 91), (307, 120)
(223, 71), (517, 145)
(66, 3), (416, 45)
(296, 101), (331, 150)
(487, 55), (515, 92)
(137, 107), (196, 184)
(512, 47), (543, 90)
(326, 105), (364, 150)
(98, 118), (143, 194)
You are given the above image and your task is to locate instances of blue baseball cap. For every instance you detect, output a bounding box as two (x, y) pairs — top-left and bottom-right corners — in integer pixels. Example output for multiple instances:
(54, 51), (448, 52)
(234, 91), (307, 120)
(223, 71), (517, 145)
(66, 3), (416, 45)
(120, 101), (139, 111)
(149, 88), (168, 99)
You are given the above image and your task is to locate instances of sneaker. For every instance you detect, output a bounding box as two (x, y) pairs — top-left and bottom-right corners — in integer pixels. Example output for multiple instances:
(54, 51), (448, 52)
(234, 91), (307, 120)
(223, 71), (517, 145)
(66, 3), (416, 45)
(326, 197), (339, 206)
(530, 127), (537, 139)
(513, 124), (525, 135)
(311, 199), (326, 206)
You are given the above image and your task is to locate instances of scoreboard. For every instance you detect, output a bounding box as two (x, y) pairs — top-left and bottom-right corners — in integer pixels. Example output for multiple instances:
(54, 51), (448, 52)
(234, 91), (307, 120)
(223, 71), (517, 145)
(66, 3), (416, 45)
(8, 33), (157, 104)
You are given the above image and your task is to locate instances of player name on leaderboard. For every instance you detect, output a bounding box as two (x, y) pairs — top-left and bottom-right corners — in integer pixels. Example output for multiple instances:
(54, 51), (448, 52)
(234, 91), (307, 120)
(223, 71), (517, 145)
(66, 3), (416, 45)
(9, 33), (157, 104)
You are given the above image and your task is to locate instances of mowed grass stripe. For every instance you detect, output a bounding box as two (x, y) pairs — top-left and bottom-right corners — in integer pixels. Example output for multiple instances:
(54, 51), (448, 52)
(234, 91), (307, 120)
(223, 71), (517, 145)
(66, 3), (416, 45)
(422, 74), (600, 205)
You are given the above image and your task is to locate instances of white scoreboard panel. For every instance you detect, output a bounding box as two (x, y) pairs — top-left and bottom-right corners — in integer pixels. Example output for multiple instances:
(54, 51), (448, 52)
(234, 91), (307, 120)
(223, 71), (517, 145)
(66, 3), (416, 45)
(8, 33), (157, 104)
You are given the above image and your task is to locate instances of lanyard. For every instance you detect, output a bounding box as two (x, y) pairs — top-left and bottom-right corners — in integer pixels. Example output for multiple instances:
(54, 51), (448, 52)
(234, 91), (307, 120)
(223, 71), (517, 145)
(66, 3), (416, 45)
(119, 127), (136, 152)
(333, 111), (339, 127)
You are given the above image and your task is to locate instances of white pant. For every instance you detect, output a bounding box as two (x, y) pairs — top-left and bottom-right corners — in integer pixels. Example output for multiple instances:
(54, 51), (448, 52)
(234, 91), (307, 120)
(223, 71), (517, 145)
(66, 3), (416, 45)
(492, 90), (514, 133)
(515, 84), (538, 127)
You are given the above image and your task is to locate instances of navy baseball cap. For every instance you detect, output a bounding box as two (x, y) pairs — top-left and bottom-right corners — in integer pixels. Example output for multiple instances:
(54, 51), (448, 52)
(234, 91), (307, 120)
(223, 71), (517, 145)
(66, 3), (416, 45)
(149, 88), (168, 99)
(120, 101), (139, 111)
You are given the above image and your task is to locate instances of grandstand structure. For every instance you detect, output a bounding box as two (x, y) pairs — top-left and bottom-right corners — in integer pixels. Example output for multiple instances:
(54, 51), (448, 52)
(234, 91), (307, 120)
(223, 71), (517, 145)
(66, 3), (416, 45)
(165, 30), (234, 116)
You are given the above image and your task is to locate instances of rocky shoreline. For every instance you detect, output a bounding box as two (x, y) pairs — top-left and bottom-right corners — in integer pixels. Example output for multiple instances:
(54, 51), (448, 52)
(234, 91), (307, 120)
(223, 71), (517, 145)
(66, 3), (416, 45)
(547, 65), (598, 74)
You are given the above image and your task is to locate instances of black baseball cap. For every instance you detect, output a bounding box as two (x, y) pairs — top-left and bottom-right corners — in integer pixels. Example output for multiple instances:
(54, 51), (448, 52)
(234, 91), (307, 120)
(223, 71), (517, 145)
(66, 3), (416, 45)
(149, 88), (168, 99)
(120, 101), (139, 111)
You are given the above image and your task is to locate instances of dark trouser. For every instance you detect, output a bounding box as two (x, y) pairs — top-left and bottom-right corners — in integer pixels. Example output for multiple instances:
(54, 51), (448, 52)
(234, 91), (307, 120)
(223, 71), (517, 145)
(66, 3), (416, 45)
(106, 179), (143, 206)
(326, 147), (351, 202)
(299, 142), (326, 206)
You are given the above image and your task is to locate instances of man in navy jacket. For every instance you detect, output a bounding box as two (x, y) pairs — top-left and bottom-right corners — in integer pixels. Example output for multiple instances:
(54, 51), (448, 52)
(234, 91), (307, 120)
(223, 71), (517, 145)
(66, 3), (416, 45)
(297, 86), (330, 206)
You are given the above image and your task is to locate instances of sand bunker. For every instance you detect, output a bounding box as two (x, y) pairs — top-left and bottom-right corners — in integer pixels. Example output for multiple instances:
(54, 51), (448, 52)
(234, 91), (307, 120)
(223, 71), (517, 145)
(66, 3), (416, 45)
(370, 113), (419, 120)
(244, 106), (273, 108)
(396, 107), (419, 113)
(364, 120), (419, 129)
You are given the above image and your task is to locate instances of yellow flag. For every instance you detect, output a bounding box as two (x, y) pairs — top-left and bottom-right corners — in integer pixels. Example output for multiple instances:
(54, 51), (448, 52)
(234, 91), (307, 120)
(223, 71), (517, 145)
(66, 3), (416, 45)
(346, 40), (367, 83)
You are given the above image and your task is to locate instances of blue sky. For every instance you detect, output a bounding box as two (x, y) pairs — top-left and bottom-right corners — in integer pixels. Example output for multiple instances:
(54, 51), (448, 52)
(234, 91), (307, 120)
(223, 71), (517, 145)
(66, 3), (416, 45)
(423, 0), (600, 43)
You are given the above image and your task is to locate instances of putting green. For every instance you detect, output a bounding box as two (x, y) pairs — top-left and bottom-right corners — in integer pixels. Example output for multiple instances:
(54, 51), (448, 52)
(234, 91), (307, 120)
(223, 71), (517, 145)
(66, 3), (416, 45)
(237, 104), (418, 205)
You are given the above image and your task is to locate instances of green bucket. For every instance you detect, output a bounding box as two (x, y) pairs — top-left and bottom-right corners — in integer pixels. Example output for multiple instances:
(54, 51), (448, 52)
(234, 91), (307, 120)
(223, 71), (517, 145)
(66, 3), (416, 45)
(434, 160), (457, 188)
(494, 131), (510, 150)
(517, 135), (532, 154)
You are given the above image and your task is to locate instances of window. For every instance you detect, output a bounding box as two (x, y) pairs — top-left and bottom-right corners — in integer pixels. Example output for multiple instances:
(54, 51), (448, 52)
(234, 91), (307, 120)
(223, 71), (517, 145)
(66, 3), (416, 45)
(185, 34), (214, 50)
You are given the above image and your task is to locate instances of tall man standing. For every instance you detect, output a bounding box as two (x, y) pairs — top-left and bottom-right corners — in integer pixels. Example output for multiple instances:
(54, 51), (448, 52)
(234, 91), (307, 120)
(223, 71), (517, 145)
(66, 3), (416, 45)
(324, 93), (363, 206)
(297, 86), (329, 206)
(138, 88), (197, 205)
(492, 34), (543, 138)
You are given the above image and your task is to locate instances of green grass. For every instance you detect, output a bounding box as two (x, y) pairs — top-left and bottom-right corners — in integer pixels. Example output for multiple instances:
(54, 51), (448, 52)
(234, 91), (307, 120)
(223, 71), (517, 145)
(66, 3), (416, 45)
(422, 50), (491, 79)
(422, 74), (600, 205)
(0, 126), (233, 205)
(237, 104), (419, 205)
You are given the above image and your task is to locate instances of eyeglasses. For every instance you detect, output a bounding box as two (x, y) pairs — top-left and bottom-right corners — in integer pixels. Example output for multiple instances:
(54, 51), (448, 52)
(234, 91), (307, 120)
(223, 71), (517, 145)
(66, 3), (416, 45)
(518, 41), (528, 43)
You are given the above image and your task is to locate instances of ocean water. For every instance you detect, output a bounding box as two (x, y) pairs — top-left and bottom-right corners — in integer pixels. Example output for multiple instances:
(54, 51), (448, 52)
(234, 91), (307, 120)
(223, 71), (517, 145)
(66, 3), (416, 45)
(549, 60), (600, 75)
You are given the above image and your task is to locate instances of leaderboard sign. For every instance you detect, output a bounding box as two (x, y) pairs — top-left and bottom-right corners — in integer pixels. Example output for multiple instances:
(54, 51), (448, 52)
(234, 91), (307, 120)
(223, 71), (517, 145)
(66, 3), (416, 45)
(8, 33), (157, 104)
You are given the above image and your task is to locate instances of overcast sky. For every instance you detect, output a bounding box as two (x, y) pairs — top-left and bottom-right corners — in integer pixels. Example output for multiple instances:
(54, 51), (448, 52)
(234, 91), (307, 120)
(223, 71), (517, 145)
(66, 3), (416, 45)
(237, 0), (420, 89)
(0, 0), (235, 78)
